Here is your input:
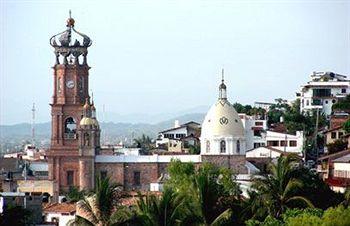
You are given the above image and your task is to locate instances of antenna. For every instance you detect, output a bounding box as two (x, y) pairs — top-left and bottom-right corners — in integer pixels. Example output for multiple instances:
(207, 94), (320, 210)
(31, 103), (35, 146)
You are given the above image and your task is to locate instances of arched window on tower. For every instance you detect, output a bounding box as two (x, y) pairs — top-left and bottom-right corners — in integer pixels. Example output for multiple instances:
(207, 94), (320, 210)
(84, 132), (90, 146)
(206, 140), (210, 153)
(236, 140), (240, 154)
(220, 140), (226, 153)
(64, 117), (76, 139)
(57, 77), (61, 93)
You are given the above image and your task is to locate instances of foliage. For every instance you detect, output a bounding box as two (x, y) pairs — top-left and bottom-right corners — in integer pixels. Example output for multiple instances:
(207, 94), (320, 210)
(132, 188), (197, 226)
(343, 119), (350, 134)
(0, 205), (33, 226)
(133, 134), (154, 154)
(289, 167), (343, 209)
(233, 103), (266, 118)
(74, 176), (127, 226)
(66, 186), (89, 202)
(326, 139), (348, 154)
(251, 155), (313, 218)
(332, 95), (350, 111)
(188, 144), (201, 154)
(166, 161), (242, 225)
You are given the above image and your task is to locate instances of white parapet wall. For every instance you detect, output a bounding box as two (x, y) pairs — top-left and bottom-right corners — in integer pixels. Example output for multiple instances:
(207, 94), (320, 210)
(95, 154), (202, 163)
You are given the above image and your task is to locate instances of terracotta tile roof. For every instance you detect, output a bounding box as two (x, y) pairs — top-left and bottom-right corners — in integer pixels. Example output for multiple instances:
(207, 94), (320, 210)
(43, 202), (76, 214)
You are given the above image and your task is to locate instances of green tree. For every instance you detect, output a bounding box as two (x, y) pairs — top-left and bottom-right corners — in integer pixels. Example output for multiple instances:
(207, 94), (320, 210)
(73, 176), (128, 226)
(66, 186), (89, 202)
(252, 155), (313, 218)
(133, 134), (154, 154)
(0, 205), (33, 226)
(132, 188), (197, 226)
(343, 119), (350, 134)
(332, 95), (350, 112)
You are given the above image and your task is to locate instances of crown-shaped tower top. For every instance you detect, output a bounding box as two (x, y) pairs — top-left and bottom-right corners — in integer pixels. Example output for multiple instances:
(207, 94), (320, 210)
(50, 11), (92, 65)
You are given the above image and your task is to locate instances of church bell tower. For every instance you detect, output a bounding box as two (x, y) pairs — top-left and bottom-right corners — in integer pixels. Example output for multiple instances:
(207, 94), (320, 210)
(47, 12), (99, 194)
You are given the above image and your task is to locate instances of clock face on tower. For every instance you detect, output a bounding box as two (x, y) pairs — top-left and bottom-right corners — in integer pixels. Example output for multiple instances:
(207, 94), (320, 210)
(66, 80), (75, 89)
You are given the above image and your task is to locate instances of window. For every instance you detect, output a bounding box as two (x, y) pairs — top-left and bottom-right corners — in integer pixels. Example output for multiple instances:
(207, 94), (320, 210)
(133, 171), (141, 186)
(313, 88), (331, 97)
(176, 134), (185, 139)
(332, 99), (336, 104)
(236, 140), (240, 154)
(331, 132), (337, 139)
(67, 171), (74, 186)
(57, 77), (62, 93)
(254, 130), (262, 136)
(255, 121), (263, 126)
(306, 100), (309, 106)
(220, 140), (226, 153)
(280, 140), (287, 147)
(289, 140), (297, 147)
(339, 132), (344, 138)
(100, 171), (107, 179)
(342, 88), (347, 94)
(325, 100), (328, 104)
(65, 117), (76, 138)
(267, 140), (279, 146)
(206, 141), (210, 153)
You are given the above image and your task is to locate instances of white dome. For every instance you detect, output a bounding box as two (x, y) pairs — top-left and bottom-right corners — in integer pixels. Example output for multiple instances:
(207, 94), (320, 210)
(201, 99), (244, 139)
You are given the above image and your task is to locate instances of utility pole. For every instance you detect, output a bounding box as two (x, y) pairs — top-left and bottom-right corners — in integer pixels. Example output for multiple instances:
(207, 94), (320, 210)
(314, 107), (320, 160)
(31, 103), (35, 147)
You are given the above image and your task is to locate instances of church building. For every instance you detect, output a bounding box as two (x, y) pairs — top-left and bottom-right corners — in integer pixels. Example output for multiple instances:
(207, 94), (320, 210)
(46, 14), (257, 198)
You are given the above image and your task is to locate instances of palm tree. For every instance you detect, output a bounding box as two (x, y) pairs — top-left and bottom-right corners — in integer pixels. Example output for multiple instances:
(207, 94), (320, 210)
(188, 165), (235, 226)
(252, 155), (313, 218)
(132, 188), (197, 226)
(72, 176), (128, 226)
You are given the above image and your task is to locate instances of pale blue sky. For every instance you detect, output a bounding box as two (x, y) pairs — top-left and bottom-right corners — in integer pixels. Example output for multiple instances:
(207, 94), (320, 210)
(1, 0), (349, 125)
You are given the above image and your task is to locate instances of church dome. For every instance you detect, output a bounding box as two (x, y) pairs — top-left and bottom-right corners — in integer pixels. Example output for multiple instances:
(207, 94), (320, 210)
(201, 99), (244, 138)
(200, 69), (246, 155)
(80, 117), (94, 126)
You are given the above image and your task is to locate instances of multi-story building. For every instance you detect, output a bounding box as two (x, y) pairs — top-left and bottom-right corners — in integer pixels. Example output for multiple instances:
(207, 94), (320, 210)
(239, 114), (267, 150)
(296, 71), (350, 116)
(156, 121), (201, 152)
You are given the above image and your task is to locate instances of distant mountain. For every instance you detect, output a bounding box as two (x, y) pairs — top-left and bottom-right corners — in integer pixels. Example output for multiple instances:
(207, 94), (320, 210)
(99, 105), (209, 124)
(0, 113), (206, 146)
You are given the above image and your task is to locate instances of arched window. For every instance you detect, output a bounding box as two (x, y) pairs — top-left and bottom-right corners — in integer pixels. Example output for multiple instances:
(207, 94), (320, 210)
(84, 133), (90, 146)
(57, 77), (61, 93)
(206, 140), (210, 153)
(236, 140), (240, 154)
(65, 117), (76, 139)
(220, 140), (226, 153)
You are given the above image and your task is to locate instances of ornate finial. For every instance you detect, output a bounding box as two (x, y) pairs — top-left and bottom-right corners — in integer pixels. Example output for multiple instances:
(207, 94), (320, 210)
(221, 68), (224, 83)
(218, 68), (227, 100)
(67, 10), (75, 27)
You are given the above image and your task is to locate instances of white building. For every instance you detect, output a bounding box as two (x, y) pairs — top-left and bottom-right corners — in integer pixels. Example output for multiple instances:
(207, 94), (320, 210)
(200, 73), (246, 155)
(43, 203), (76, 226)
(156, 121), (201, 152)
(265, 130), (303, 154)
(239, 114), (267, 150)
(297, 71), (350, 116)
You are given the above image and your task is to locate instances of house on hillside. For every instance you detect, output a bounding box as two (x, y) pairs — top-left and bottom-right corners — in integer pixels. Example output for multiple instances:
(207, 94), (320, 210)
(156, 121), (201, 152)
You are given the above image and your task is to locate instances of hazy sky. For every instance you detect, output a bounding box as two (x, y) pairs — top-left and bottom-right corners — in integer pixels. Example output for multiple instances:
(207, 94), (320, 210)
(1, 0), (349, 125)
